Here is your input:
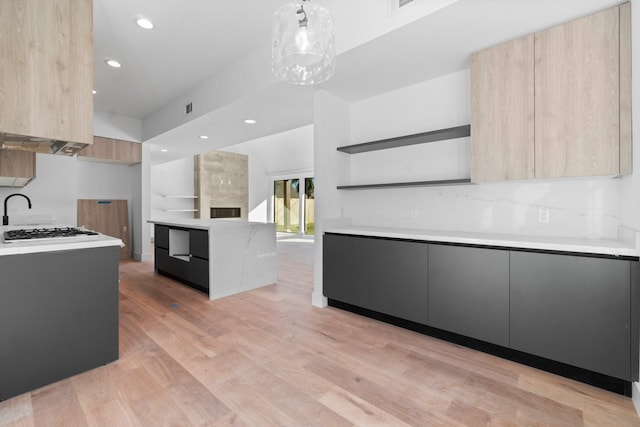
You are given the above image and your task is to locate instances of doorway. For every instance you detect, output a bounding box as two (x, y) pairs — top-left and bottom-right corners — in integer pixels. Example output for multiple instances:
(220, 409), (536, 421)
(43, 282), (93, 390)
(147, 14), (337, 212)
(273, 177), (314, 235)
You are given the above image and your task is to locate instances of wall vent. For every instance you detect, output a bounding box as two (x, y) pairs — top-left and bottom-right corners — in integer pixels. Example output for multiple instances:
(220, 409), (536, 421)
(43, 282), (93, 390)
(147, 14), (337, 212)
(389, 0), (416, 15)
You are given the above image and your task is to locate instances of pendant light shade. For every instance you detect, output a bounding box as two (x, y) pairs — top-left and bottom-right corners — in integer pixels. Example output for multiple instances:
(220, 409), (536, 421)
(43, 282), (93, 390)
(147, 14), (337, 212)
(271, 0), (335, 85)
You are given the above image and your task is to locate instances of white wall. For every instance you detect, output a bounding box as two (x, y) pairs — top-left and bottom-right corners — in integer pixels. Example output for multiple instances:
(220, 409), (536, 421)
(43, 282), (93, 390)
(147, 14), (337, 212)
(0, 154), (78, 225)
(94, 110), (143, 142)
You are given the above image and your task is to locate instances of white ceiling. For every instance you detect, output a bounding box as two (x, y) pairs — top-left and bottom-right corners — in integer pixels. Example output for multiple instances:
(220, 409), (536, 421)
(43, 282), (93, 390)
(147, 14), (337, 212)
(93, 0), (625, 165)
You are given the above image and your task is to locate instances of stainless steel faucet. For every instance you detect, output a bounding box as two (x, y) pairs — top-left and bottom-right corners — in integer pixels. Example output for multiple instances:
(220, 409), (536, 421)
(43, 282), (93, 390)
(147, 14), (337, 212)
(3, 193), (32, 226)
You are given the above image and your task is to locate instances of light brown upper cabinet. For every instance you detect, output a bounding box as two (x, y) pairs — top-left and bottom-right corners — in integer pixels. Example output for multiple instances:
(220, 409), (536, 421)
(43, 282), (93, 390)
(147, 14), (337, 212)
(470, 35), (535, 182)
(0, 149), (35, 187)
(0, 0), (93, 146)
(471, 3), (631, 182)
(78, 136), (142, 165)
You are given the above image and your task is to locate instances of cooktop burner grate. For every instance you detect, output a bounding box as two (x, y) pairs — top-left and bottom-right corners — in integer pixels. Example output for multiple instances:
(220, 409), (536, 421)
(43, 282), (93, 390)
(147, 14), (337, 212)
(3, 227), (99, 242)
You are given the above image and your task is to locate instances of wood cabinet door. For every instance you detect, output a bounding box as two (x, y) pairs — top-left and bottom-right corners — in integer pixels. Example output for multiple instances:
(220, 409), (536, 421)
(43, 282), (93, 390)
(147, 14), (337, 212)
(0, 149), (35, 179)
(78, 199), (131, 259)
(0, 0), (93, 145)
(535, 6), (620, 178)
(78, 137), (142, 165)
(470, 35), (534, 182)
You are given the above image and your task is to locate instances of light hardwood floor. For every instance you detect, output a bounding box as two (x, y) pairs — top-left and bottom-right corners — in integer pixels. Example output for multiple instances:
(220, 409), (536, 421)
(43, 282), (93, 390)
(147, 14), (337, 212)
(1, 235), (639, 426)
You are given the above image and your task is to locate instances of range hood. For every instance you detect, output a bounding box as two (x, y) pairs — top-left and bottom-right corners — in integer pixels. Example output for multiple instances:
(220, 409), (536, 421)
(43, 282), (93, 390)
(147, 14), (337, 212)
(0, 133), (88, 156)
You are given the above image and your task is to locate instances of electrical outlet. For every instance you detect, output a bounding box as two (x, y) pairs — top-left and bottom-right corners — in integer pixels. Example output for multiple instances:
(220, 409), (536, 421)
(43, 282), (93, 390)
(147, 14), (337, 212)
(538, 207), (550, 223)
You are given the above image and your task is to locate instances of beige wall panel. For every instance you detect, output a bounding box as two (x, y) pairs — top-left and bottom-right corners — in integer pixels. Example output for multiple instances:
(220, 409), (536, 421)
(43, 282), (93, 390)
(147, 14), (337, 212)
(194, 151), (248, 220)
(470, 35), (535, 182)
(535, 7), (620, 178)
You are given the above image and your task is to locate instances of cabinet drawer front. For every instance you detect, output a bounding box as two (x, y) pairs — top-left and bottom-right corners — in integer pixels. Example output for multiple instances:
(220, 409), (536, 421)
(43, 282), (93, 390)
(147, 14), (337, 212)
(428, 244), (509, 346)
(188, 257), (209, 290)
(155, 225), (169, 249)
(510, 251), (631, 379)
(155, 247), (189, 279)
(189, 229), (209, 260)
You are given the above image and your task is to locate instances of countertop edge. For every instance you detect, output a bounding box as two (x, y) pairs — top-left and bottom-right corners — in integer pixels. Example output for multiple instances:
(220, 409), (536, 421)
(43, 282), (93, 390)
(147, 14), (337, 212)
(324, 227), (639, 258)
(0, 236), (124, 256)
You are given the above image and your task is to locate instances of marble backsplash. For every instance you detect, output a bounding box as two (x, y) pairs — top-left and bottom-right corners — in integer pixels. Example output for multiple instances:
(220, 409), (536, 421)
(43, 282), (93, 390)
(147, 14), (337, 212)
(345, 176), (624, 240)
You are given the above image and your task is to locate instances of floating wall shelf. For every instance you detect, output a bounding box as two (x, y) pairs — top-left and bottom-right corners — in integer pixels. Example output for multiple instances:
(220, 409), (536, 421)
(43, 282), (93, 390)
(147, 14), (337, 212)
(337, 178), (472, 190)
(336, 124), (471, 154)
(337, 124), (472, 189)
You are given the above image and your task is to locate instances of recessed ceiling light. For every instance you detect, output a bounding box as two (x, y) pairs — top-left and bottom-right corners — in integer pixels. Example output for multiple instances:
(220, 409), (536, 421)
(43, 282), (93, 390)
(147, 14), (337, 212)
(136, 17), (154, 30)
(105, 59), (122, 68)
(243, 119), (257, 124)
(92, 90), (96, 94)
(161, 149), (168, 152)
(199, 135), (209, 139)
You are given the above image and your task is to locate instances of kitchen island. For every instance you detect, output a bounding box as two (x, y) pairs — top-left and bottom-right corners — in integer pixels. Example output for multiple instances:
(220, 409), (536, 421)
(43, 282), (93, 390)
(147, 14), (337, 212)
(149, 219), (277, 300)
(0, 226), (123, 401)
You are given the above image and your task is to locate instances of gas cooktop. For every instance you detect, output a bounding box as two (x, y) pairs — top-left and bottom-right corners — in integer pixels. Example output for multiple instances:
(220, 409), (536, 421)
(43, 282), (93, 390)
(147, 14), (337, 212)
(3, 227), (100, 243)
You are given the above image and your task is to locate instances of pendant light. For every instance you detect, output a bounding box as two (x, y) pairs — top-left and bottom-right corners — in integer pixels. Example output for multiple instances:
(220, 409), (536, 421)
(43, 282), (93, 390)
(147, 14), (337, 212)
(271, 0), (336, 85)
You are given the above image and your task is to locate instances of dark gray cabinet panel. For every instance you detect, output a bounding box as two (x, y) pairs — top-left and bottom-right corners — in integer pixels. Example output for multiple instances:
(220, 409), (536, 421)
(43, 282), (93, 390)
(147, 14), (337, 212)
(0, 246), (119, 400)
(155, 247), (188, 278)
(190, 229), (209, 260)
(428, 244), (509, 346)
(323, 234), (428, 324)
(510, 251), (631, 380)
(154, 225), (210, 292)
(155, 224), (169, 249)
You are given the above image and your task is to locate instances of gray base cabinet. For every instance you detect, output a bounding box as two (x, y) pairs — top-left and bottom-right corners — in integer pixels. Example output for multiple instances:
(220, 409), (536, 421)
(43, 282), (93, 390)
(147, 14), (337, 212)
(0, 246), (119, 400)
(428, 244), (509, 347)
(154, 224), (209, 292)
(323, 233), (639, 383)
(323, 234), (428, 324)
(510, 251), (632, 380)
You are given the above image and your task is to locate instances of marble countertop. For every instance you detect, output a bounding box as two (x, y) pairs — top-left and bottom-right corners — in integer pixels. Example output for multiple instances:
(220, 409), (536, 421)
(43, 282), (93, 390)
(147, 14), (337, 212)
(0, 225), (124, 256)
(148, 218), (273, 231)
(324, 225), (639, 257)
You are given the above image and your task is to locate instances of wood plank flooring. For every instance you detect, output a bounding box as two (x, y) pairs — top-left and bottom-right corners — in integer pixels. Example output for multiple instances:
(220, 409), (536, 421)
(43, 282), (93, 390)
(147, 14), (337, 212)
(1, 234), (639, 426)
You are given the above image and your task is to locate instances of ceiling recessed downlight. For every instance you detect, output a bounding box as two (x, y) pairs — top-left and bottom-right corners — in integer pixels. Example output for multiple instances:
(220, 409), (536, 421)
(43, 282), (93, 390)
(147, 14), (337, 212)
(105, 59), (122, 68)
(136, 17), (154, 30)
(199, 135), (209, 139)
(161, 149), (168, 152)
(243, 119), (257, 124)
(92, 90), (96, 94)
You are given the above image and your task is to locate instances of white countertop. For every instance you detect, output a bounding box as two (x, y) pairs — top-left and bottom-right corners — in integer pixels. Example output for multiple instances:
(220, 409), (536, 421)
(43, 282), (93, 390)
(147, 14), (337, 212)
(324, 225), (640, 257)
(148, 218), (272, 231)
(0, 225), (124, 256)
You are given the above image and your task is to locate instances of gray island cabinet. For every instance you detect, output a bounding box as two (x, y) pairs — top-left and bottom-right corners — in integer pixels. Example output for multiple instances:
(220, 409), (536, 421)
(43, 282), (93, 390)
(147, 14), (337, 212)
(323, 230), (639, 394)
(149, 219), (277, 300)
(0, 234), (122, 401)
